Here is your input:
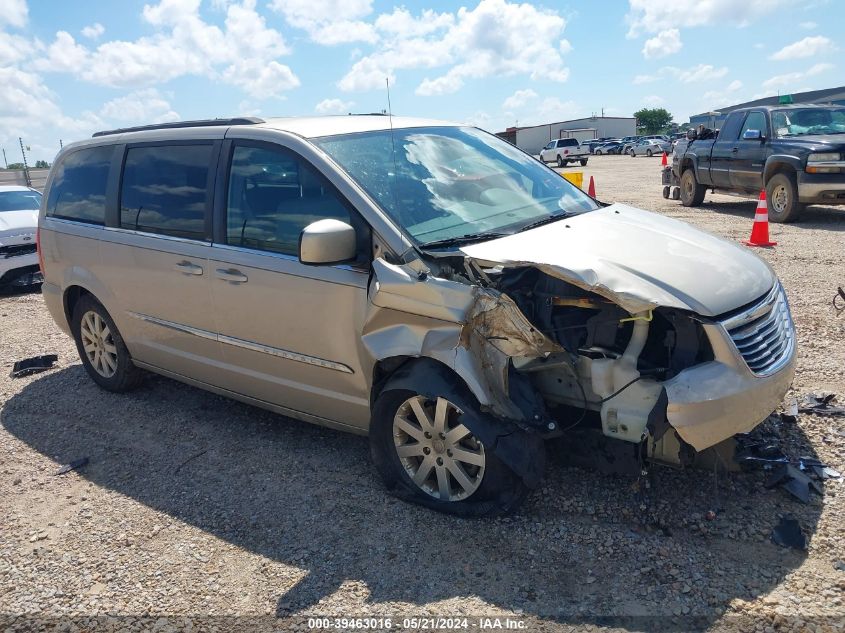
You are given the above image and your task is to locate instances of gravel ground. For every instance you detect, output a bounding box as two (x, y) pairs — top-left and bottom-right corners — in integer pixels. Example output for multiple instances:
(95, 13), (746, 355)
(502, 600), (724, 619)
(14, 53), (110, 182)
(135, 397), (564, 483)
(2, 155), (844, 632)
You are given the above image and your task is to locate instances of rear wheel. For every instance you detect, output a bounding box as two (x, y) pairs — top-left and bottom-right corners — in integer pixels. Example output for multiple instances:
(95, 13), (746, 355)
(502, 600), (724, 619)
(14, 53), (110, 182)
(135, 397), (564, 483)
(557, 155), (564, 168)
(646, 149), (653, 157)
(595, 149), (603, 156)
(680, 169), (706, 207)
(630, 149), (636, 157)
(71, 295), (144, 392)
(766, 172), (804, 223)
(370, 386), (531, 516)
(580, 158), (588, 166)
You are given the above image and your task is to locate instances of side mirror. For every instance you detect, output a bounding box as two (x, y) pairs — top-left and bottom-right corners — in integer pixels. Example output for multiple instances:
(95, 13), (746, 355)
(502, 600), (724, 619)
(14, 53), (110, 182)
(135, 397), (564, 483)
(742, 129), (763, 140)
(299, 219), (356, 265)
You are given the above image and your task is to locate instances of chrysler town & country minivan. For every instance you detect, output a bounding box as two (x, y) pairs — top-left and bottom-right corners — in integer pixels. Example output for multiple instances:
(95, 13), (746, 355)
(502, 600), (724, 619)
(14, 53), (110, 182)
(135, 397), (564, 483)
(38, 116), (796, 515)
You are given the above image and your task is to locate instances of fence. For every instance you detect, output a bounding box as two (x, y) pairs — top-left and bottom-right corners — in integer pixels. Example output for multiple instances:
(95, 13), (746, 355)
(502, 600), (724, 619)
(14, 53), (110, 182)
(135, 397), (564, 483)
(0, 169), (50, 191)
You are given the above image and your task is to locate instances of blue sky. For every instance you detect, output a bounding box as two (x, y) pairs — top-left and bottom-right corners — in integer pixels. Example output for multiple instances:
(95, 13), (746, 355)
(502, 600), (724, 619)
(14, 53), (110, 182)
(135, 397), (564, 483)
(1, 0), (841, 162)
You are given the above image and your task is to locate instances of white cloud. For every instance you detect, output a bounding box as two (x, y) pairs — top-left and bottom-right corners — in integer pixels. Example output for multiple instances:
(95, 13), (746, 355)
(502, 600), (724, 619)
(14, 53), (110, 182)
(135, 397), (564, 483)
(28, 0), (299, 99)
(534, 97), (579, 123)
(0, 31), (29, 65)
(632, 74), (658, 84)
(671, 63), (729, 83)
(315, 98), (355, 114)
(0, 0), (28, 28)
(269, 0), (376, 44)
(340, 0), (571, 95)
(99, 88), (179, 123)
(769, 35), (837, 61)
(762, 62), (834, 90)
(81, 22), (105, 39)
(800, 21), (818, 29)
(703, 79), (743, 103)
(642, 95), (664, 106)
(641, 28), (681, 59)
(502, 88), (537, 110)
(32, 31), (89, 73)
(626, 0), (788, 36)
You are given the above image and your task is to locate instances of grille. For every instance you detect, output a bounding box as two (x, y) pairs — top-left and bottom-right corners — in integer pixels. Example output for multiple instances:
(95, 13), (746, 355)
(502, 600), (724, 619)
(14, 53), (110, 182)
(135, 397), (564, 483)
(1, 243), (37, 259)
(722, 284), (793, 376)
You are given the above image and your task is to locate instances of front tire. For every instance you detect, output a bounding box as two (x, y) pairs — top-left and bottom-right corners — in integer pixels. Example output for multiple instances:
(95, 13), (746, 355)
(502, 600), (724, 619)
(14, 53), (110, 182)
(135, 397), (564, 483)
(680, 169), (706, 206)
(766, 172), (804, 223)
(71, 295), (144, 392)
(595, 149), (603, 156)
(580, 158), (588, 166)
(370, 387), (530, 517)
(630, 150), (636, 157)
(646, 149), (653, 157)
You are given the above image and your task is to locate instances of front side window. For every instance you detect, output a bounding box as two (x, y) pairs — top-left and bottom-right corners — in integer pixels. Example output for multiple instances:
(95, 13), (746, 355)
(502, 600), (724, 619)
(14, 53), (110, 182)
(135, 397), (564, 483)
(119, 144), (213, 240)
(46, 146), (112, 224)
(315, 126), (599, 246)
(740, 112), (767, 139)
(225, 145), (351, 256)
(0, 190), (42, 212)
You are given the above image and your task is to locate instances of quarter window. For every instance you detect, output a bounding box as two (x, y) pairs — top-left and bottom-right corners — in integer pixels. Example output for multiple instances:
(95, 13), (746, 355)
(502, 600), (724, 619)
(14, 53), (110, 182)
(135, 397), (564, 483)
(119, 144), (213, 240)
(225, 145), (351, 256)
(46, 146), (112, 224)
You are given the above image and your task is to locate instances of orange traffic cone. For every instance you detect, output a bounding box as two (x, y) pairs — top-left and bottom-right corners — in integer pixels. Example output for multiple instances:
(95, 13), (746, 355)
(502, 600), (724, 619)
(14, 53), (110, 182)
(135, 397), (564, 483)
(745, 190), (777, 247)
(587, 175), (596, 197)
(661, 151), (668, 166)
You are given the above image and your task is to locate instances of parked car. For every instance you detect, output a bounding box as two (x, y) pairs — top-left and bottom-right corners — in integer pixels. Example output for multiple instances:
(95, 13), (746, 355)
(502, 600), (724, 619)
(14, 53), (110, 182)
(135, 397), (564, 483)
(629, 139), (672, 157)
(0, 185), (42, 289)
(39, 116), (796, 516)
(619, 136), (642, 155)
(675, 104), (845, 221)
(593, 140), (622, 155)
(539, 138), (589, 167)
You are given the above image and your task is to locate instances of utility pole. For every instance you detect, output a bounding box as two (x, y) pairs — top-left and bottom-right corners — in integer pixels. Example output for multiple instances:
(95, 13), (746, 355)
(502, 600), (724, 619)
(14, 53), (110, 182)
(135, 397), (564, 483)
(19, 137), (31, 187)
(601, 107), (605, 117)
(59, 139), (63, 149)
(2, 148), (7, 169)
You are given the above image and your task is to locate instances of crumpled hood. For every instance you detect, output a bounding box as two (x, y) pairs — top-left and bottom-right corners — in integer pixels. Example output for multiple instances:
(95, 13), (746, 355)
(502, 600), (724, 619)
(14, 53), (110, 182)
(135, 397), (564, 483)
(0, 210), (38, 235)
(460, 203), (774, 317)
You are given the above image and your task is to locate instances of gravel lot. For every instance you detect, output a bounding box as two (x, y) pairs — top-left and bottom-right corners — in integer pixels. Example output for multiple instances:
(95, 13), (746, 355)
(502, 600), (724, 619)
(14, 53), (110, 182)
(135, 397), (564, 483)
(2, 155), (844, 632)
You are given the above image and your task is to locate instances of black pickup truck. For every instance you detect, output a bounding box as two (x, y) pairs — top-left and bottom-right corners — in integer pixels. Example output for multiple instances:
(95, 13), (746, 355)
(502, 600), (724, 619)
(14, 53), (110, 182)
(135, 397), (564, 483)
(675, 104), (845, 222)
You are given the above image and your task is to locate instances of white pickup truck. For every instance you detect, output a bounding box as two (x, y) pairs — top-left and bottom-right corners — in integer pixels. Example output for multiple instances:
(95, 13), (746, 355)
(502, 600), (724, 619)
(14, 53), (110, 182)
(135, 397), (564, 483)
(539, 138), (589, 168)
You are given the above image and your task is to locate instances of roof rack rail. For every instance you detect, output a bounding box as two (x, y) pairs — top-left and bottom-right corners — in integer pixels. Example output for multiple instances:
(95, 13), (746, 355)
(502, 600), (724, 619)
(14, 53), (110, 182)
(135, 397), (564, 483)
(92, 117), (265, 138)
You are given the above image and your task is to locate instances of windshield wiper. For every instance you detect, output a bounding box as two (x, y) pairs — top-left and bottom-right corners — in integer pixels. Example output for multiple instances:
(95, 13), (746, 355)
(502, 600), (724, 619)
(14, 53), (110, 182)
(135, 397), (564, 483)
(420, 231), (510, 249)
(515, 212), (571, 233)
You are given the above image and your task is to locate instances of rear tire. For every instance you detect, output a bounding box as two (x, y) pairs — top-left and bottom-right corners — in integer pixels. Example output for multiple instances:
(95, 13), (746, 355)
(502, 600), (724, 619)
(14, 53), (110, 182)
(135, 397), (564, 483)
(646, 149), (653, 157)
(71, 295), (144, 392)
(680, 169), (706, 207)
(595, 149), (603, 156)
(630, 150), (636, 157)
(580, 158), (588, 166)
(557, 155), (564, 168)
(370, 383), (531, 517)
(766, 172), (804, 223)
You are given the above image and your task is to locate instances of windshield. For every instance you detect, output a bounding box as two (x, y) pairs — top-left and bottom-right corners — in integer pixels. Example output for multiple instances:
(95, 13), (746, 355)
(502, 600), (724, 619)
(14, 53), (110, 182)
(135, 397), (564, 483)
(0, 190), (42, 212)
(772, 107), (845, 137)
(314, 126), (598, 246)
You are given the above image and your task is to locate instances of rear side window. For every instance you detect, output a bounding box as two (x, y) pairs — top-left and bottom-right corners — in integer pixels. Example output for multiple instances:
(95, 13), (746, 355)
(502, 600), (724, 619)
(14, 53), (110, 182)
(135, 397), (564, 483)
(46, 146), (112, 224)
(719, 112), (745, 141)
(120, 144), (213, 240)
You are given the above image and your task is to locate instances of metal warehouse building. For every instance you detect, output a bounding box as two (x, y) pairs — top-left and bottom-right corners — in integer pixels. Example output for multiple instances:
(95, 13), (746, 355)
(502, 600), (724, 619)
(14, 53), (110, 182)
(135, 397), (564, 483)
(497, 116), (637, 155)
(690, 85), (845, 128)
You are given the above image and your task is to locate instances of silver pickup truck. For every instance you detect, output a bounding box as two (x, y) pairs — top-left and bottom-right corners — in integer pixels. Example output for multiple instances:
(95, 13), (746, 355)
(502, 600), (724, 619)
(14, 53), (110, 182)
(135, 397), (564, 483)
(539, 138), (589, 168)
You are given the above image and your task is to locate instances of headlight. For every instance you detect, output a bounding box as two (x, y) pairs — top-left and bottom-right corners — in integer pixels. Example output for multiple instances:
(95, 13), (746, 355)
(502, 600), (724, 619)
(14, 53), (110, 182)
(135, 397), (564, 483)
(808, 152), (840, 162)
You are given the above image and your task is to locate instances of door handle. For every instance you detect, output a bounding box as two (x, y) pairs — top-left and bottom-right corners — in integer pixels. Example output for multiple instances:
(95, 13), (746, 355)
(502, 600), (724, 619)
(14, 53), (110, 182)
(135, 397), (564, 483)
(731, 147), (739, 153)
(215, 268), (248, 284)
(174, 260), (203, 275)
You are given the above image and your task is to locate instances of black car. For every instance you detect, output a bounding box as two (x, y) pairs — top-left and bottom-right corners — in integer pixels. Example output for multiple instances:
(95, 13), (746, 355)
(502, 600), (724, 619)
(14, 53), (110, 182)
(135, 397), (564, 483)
(676, 104), (845, 221)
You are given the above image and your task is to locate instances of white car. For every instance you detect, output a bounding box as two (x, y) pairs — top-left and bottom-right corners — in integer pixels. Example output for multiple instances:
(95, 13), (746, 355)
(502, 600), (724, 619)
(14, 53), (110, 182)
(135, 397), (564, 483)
(539, 138), (588, 167)
(0, 185), (42, 288)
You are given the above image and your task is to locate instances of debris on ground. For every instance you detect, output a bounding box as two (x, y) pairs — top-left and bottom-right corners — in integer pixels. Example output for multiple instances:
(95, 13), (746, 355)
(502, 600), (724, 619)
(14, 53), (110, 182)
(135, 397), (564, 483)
(54, 457), (89, 476)
(765, 464), (823, 503)
(799, 393), (845, 417)
(834, 286), (845, 316)
(9, 354), (58, 378)
(771, 515), (807, 550)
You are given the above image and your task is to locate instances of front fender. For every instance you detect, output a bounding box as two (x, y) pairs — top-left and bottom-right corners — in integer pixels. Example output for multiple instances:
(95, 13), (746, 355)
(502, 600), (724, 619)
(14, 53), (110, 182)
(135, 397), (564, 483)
(763, 154), (803, 182)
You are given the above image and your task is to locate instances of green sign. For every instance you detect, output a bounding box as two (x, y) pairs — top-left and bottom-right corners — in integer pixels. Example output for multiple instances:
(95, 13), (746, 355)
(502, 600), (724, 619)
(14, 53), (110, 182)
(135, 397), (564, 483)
(778, 94), (794, 104)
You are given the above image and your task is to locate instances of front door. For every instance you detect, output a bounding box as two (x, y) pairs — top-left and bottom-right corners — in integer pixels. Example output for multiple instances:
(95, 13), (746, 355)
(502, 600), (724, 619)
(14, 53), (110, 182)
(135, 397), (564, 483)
(208, 141), (372, 429)
(731, 111), (769, 192)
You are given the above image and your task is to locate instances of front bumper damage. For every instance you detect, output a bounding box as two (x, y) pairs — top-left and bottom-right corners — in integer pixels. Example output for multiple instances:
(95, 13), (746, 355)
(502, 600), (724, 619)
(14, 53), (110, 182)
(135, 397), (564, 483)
(364, 251), (796, 483)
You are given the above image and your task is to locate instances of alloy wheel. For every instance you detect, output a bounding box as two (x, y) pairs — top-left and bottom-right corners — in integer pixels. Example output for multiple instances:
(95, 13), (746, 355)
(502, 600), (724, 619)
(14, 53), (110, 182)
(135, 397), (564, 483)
(771, 184), (789, 213)
(392, 395), (485, 501)
(80, 310), (118, 378)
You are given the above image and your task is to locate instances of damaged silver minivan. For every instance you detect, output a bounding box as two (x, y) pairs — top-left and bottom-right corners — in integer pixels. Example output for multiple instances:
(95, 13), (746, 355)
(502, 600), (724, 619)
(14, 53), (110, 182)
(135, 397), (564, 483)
(38, 116), (796, 515)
